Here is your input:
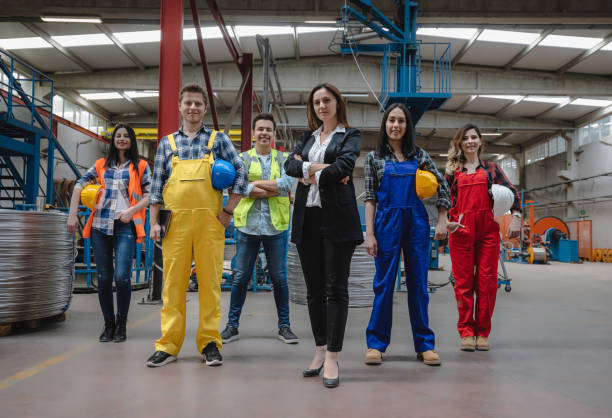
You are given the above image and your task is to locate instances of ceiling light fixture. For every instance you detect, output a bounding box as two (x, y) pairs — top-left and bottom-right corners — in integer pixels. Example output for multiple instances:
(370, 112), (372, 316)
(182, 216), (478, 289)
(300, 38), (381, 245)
(41, 16), (102, 23)
(80, 92), (123, 100)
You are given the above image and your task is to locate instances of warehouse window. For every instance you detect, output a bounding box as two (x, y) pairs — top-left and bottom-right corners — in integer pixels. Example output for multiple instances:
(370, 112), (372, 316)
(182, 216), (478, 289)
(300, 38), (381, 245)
(525, 136), (566, 165)
(576, 115), (612, 149)
(52, 95), (64, 117)
(500, 157), (519, 185)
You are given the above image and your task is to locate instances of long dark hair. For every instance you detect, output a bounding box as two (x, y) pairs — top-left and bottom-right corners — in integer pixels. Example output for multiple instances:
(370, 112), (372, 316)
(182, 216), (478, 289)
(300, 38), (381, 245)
(375, 103), (416, 159)
(105, 124), (140, 168)
(306, 83), (350, 131)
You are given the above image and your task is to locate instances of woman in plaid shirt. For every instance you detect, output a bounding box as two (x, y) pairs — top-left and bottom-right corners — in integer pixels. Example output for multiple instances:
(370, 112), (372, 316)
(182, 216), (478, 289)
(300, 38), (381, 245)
(444, 123), (521, 352)
(67, 124), (151, 343)
(363, 103), (450, 367)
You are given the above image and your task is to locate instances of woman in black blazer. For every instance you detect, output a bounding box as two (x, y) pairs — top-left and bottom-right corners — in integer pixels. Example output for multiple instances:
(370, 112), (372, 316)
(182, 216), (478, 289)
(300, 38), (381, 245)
(285, 83), (363, 388)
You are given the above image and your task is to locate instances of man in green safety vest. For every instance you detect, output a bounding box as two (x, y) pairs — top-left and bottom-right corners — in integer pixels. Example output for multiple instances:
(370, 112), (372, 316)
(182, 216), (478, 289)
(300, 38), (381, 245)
(220, 113), (299, 344)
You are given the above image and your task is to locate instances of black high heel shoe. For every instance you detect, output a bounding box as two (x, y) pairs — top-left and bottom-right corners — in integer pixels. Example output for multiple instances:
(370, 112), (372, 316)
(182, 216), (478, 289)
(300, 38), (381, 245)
(322, 362), (339, 388)
(302, 363), (324, 377)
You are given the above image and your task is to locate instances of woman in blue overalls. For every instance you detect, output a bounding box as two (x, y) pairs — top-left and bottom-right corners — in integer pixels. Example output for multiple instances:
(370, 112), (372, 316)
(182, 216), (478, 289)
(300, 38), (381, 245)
(363, 103), (451, 366)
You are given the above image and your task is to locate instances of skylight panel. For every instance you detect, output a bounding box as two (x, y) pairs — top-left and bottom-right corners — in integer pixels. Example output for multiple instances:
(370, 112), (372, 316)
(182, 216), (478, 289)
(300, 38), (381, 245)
(524, 96), (570, 104)
(477, 29), (539, 45)
(183, 27), (224, 40)
(0, 37), (52, 50)
(571, 98), (612, 107)
(416, 28), (478, 40)
(80, 92), (123, 100)
(601, 42), (612, 51)
(479, 95), (523, 101)
(540, 35), (602, 49)
(52, 34), (113, 47)
(114, 30), (160, 44)
(297, 26), (337, 34)
(125, 90), (159, 98)
(234, 26), (294, 37)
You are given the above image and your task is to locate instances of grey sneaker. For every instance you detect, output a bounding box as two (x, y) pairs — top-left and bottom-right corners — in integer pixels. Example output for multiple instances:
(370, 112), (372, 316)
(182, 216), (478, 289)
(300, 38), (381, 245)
(220, 325), (239, 343)
(202, 342), (223, 366)
(278, 326), (299, 344)
(146, 351), (177, 367)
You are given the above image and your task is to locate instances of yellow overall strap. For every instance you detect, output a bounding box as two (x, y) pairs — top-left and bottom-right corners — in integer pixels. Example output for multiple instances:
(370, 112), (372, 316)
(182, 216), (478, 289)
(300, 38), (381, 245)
(167, 133), (178, 157)
(207, 130), (218, 164)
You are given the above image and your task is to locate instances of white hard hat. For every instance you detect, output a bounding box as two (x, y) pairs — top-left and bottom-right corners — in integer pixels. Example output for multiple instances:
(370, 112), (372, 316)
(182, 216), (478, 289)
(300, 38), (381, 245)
(491, 184), (514, 217)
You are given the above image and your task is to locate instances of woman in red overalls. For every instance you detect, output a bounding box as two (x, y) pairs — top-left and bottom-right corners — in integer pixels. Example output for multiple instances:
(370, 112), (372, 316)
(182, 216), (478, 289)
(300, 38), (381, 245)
(445, 124), (521, 351)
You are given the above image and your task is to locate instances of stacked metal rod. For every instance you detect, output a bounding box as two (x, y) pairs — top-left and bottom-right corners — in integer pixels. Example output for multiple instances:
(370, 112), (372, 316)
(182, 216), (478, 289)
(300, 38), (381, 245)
(0, 209), (74, 324)
(287, 238), (375, 308)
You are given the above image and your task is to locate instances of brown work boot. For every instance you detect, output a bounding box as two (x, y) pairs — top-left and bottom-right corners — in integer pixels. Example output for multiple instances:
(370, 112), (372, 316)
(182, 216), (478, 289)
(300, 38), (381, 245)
(417, 350), (441, 366)
(364, 348), (382, 365)
(476, 336), (490, 351)
(460, 336), (476, 351)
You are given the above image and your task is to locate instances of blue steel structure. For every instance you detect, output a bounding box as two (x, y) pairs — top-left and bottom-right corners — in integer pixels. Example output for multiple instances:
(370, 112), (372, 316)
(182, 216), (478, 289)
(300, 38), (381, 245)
(339, 0), (451, 123)
(0, 49), (80, 207)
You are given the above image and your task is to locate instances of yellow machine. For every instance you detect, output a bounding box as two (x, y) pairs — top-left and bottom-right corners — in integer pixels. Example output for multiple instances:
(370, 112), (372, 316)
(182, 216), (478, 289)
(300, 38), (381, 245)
(80, 184), (102, 210)
(416, 169), (438, 200)
(102, 128), (243, 143)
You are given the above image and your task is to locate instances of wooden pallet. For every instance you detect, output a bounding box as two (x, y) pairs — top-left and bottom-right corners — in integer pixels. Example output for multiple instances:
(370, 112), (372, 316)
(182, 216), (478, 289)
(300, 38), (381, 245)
(0, 312), (66, 337)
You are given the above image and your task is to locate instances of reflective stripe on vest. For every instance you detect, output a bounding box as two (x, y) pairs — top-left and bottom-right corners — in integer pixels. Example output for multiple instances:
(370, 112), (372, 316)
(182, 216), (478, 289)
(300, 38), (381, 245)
(233, 148), (290, 231)
(82, 157), (148, 243)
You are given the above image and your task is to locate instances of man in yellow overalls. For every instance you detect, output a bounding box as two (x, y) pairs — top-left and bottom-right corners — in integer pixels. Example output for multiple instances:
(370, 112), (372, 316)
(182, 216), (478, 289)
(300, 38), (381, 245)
(146, 83), (248, 367)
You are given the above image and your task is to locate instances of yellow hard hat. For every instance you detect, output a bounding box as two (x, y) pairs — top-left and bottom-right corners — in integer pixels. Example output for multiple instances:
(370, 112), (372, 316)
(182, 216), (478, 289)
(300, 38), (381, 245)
(80, 184), (102, 210)
(416, 169), (438, 200)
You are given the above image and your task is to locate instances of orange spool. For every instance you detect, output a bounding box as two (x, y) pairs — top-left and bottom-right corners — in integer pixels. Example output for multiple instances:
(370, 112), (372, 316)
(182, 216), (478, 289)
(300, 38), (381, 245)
(532, 217), (570, 239)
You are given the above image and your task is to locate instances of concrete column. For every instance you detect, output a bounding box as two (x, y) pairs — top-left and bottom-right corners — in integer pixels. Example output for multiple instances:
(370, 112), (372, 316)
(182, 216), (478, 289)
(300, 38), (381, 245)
(562, 132), (578, 219)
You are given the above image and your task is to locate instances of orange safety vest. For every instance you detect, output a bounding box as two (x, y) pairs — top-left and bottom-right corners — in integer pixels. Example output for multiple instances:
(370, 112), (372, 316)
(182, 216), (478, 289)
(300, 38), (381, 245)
(83, 158), (148, 243)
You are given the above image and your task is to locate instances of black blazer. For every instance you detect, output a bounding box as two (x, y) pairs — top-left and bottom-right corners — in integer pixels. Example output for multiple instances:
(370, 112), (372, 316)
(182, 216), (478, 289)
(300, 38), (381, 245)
(285, 128), (364, 245)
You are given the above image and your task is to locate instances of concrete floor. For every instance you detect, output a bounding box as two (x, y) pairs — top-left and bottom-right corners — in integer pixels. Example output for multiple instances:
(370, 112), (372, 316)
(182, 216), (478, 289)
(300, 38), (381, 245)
(1, 255), (611, 418)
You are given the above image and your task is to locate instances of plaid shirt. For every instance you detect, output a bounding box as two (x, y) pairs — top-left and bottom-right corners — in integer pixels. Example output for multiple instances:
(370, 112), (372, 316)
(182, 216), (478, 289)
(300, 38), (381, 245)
(444, 158), (521, 213)
(76, 160), (151, 236)
(150, 124), (248, 205)
(364, 145), (451, 208)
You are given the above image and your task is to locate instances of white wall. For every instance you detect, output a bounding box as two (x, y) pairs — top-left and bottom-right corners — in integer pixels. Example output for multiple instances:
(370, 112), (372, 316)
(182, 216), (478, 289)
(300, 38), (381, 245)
(46, 123), (107, 180)
(524, 139), (612, 248)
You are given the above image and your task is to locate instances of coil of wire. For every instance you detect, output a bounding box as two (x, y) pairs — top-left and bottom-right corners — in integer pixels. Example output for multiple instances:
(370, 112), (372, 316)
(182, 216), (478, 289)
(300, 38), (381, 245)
(0, 209), (75, 324)
(287, 238), (375, 308)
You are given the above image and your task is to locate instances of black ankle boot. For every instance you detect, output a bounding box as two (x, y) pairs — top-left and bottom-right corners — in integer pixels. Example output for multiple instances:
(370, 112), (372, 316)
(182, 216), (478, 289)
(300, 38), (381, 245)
(99, 317), (115, 342)
(113, 316), (127, 343)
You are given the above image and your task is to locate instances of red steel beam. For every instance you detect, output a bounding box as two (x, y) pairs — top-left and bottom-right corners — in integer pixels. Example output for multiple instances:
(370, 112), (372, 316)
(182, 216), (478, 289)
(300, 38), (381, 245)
(157, 0), (183, 144)
(189, 0), (219, 130)
(206, 0), (242, 70)
(240, 53), (253, 152)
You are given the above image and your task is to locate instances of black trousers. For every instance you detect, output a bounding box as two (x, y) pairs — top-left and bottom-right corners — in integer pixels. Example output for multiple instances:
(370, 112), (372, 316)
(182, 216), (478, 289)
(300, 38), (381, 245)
(296, 207), (356, 352)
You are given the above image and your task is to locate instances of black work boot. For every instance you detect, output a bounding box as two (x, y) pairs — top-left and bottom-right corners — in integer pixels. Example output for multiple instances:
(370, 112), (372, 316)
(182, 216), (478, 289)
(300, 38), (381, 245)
(99, 317), (115, 342)
(113, 316), (127, 343)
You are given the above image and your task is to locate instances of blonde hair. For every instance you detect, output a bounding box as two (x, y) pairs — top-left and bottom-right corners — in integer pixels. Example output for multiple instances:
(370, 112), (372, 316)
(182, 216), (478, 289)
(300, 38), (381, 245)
(445, 123), (483, 175)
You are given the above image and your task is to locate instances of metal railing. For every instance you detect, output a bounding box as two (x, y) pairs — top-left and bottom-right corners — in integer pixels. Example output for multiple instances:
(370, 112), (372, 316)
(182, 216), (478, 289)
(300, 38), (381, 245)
(380, 41), (451, 106)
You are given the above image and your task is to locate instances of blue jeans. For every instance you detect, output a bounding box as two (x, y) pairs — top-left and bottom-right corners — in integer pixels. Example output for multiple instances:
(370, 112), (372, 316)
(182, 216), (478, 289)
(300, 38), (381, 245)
(227, 230), (290, 329)
(91, 220), (136, 321)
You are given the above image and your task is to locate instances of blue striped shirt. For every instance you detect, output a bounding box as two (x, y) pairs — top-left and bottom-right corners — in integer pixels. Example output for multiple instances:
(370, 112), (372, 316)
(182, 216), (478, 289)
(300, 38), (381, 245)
(149, 124), (248, 204)
(76, 160), (151, 236)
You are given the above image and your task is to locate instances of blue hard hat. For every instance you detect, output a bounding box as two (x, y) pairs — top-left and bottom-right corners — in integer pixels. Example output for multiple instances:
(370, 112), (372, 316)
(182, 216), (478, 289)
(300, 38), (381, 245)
(211, 159), (236, 190)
